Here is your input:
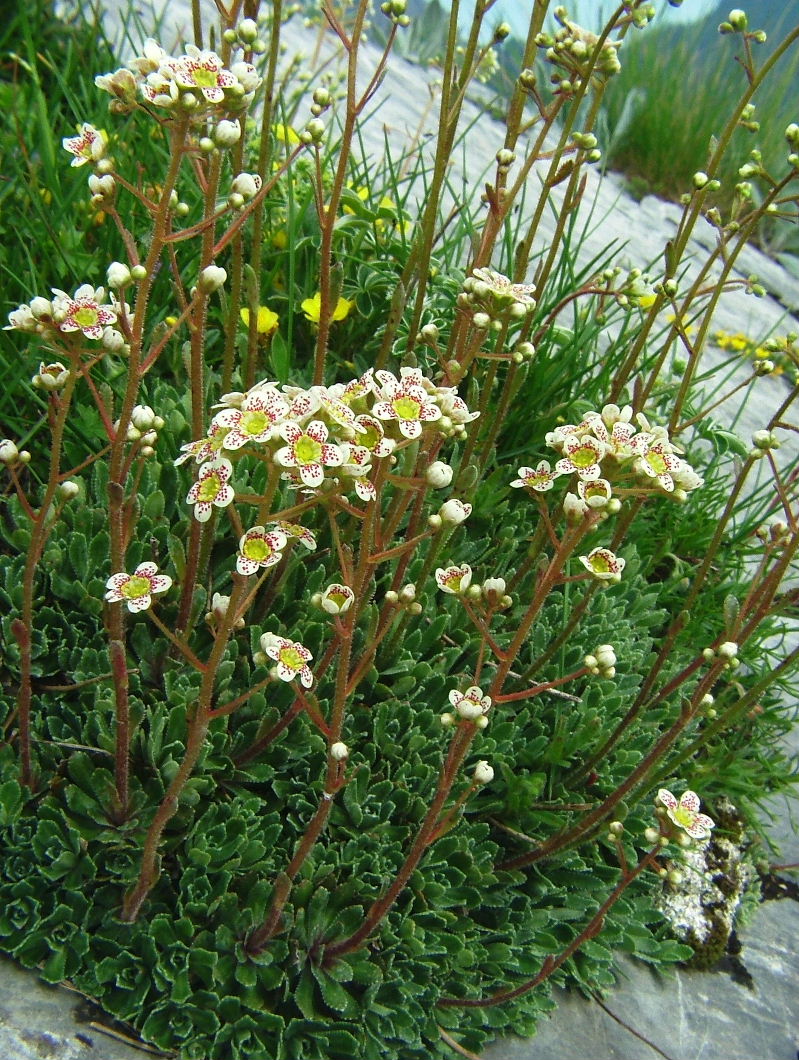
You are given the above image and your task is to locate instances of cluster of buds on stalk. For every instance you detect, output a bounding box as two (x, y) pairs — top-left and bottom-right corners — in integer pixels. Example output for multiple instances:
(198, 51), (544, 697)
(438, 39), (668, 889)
(222, 17), (268, 54)
(719, 8), (766, 42)
(458, 267), (536, 332)
(0, 439), (31, 468)
(584, 643), (617, 678)
(384, 583), (422, 615)
(536, 8), (624, 90)
(702, 641), (740, 670)
(380, 0), (411, 27)
(118, 405), (165, 457)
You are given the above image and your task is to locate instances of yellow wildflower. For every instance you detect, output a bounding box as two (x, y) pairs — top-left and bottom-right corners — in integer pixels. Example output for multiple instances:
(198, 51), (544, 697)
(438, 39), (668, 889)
(301, 292), (353, 325)
(240, 306), (279, 336)
(274, 123), (300, 146)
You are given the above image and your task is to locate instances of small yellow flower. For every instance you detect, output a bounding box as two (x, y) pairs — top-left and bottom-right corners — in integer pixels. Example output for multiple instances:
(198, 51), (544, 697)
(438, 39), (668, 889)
(343, 185), (370, 214)
(274, 123), (300, 146)
(240, 306), (279, 336)
(301, 292), (353, 325)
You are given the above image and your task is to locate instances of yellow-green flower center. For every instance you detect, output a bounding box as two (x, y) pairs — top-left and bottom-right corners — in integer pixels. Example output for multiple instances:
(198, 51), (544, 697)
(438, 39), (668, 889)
(241, 410), (269, 436)
(243, 537), (272, 562)
(673, 806), (695, 829)
(359, 424), (379, 450)
(393, 395), (421, 421)
(590, 554), (611, 574)
(198, 474), (221, 502)
(647, 449), (668, 474)
(278, 646), (305, 671)
(193, 66), (219, 90)
(295, 436), (322, 464)
(571, 444), (598, 469)
(74, 306), (99, 328)
(121, 575), (150, 599)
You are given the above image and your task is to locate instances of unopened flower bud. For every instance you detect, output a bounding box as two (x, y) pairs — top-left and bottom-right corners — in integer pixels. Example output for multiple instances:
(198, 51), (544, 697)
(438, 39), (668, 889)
(692, 171), (709, 189)
(0, 439), (19, 464)
(440, 712), (456, 727)
(107, 261), (132, 288)
(330, 741), (349, 761)
(57, 480), (80, 500)
(131, 265), (147, 281)
(494, 21), (511, 41)
(438, 499), (472, 525)
(752, 429), (779, 450)
(718, 641), (738, 660)
(214, 120), (241, 147)
(426, 461), (453, 488)
(727, 9), (747, 31)
(238, 17), (258, 41)
(199, 265), (227, 293)
(483, 577), (506, 600)
(131, 404), (156, 430)
(473, 760), (494, 784)
(644, 827), (660, 843)
(102, 327), (126, 352)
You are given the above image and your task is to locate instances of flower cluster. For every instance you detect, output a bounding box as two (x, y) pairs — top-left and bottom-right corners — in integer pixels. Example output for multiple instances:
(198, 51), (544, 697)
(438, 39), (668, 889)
(96, 39), (261, 117)
(176, 368), (479, 519)
(6, 284), (124, 349)
(513, 404), (703, 507)
(458, 267), (536, 331)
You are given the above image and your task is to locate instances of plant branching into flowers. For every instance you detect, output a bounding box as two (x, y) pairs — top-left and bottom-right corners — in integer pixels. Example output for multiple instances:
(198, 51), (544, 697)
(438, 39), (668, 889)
(2, 1), (799, 1057)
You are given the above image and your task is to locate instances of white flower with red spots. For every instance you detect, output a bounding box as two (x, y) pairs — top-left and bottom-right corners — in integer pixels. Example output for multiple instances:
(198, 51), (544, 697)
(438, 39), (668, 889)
(470, 267), (536, 308)
(186, 458), (235, 522)
(270, 521), (316, 551)
(657, 788), (715, 840)
(338, 443), (376, 501)
(631, 434), (684, 492)
(373, 370), (442, 440)
(435, 564), (472, 595)
(105, 562), (171, 612)
(167, 48), (238, 104)
(577, 478), (612, 508)
(351, 415), (395, 457)
(448, 685), (492, 720)
(320, 583), (355, 614)
(259, 632), (314, 687)
(213, 387), (288, 450)
(308, 385), (363, 432)
(52, 284), (116, 341)
(584, 412), (635, 457)
(555, 433), (606, 481)
(430, 386), (480, 425)
(273, 420), (344, 488)
(339, 369), (377, 406)
(236, 525), (287, 576)
(62, 123), (107, 167)
(579, 547), (625, 583)
(174, 421), (231, 467)
(511, 460), (556, 492)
